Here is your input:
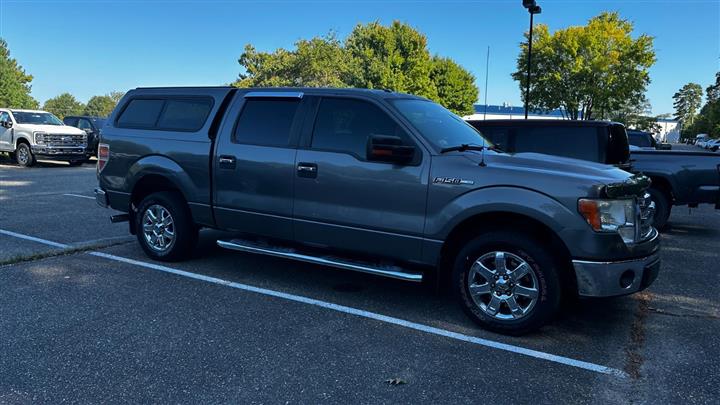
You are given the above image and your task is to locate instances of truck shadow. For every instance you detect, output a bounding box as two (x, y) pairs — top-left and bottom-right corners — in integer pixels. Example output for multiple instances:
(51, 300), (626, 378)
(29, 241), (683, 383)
(180, 230), (637, 353)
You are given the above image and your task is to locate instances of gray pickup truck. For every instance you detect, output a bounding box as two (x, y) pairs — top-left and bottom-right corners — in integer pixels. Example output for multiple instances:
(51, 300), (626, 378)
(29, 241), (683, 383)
(468, 119), (720, 229)
(96, 87), (660, 334)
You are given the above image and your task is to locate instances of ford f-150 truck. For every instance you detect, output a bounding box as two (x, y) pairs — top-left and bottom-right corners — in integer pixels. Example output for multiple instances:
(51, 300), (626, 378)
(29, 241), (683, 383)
(0, 109), (88, 167)
(95, 87), (660, 335)
(468, 119), (720, 230)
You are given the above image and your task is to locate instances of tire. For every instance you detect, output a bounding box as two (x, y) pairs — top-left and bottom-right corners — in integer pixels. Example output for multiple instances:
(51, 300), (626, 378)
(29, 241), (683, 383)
(648, 187), (671, 231)
(15, 143), (35, 167)
(452, 231), (562, 335)
(135, 191), (198, 262)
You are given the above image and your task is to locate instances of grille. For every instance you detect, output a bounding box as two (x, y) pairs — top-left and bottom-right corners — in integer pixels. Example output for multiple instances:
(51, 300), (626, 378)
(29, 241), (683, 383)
(638, 192), (655, 240)
(45, 134), (86, 147)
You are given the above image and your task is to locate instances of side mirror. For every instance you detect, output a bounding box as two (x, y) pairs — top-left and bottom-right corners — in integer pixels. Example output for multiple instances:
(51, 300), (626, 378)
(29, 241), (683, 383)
(1, 120), (12, 129)
(367, 135), (415, 164)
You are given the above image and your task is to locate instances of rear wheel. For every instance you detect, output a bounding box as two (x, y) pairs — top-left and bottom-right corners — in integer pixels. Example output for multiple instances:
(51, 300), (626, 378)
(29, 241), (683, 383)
(15, 143), (35, 167)
(648, 187), (671, 231)
(452, 231), (562, 335)
(135, 191), (198, 262)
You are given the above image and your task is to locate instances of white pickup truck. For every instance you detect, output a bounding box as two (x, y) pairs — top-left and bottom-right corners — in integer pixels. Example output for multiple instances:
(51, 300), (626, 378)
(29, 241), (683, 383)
(0, 109), (87, 167)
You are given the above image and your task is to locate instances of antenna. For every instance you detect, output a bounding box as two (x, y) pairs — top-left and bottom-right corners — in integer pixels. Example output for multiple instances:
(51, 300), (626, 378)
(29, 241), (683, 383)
(483, 46), (490, 120)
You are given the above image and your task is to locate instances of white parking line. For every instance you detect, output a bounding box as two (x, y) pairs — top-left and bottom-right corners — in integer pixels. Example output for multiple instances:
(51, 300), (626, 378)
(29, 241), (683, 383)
(1, 228), (628, 378)
(0, 229), (70, 249)
(63, 193), (95, 200)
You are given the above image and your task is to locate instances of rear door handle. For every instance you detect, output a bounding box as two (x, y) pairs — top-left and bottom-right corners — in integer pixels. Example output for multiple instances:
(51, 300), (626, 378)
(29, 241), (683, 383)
(218, 155), (236, 169)
(297, 162), (317, 178)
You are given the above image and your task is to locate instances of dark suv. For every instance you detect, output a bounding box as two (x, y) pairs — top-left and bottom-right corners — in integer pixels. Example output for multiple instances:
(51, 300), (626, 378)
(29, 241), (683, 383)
(63, 116), (106, 157)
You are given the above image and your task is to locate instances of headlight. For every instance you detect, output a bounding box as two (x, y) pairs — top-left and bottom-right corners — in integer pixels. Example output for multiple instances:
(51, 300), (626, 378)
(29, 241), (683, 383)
(34, 131), (47, 144)
(578, 199), (637, 244)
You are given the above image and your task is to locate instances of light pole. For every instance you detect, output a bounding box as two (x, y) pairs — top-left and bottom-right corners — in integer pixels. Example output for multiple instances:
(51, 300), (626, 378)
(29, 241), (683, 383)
(522, 0), (541, 119)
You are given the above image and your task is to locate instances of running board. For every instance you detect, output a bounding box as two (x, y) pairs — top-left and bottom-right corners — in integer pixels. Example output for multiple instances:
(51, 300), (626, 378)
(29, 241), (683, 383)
(216, 239), (423, 282)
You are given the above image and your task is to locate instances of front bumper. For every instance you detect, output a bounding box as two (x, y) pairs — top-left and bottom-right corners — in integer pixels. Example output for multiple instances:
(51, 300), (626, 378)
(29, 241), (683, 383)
(573, 250), (661, 297)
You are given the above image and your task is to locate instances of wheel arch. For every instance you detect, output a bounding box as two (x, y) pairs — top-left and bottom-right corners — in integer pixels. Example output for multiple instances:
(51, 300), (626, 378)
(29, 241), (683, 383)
(129, 173), (189, 234)
(438, 211), (576, 295)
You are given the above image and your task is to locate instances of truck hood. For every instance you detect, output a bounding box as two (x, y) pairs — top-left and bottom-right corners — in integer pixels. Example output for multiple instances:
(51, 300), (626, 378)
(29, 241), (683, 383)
(481, 151), (631, 184)
(18, 124), (85, 135)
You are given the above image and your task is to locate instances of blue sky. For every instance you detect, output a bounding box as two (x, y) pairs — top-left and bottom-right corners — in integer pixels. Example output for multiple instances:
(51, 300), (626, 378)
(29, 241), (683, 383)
(1, 0), (718, 114)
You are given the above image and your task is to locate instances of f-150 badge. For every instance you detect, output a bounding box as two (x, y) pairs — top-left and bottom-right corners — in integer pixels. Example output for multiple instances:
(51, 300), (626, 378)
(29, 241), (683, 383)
(433, 177), (474, 185)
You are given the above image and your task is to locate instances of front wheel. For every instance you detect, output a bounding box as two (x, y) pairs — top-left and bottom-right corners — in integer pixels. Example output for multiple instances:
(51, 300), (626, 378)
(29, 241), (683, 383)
(452, 231), (562, 335)
(15, 143), (35, 167)
(135, 191), (198, 262)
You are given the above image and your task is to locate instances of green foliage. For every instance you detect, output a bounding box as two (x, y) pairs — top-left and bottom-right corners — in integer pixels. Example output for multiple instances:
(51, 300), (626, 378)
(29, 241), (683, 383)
(609, 96), (661, 134)
(233, 21), (478, 115)
(705, 72), (720, 104)
(344, 21), (438, 100)
(430, 56), (478, 116)
(84, 92), (124, 117)
(512, 12), (656, 120)
(43, 93), (85, 119)
(0, 38), (39, 109)
(683, 72), (720, 139)
(672, 83), (703, 125)
(235, 34), (349, 88)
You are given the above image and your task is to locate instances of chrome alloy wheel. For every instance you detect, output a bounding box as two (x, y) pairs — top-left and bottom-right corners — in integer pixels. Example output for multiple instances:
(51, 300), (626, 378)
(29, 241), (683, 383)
(467, 251), (539, 320)
(17, 146), (30, 165)
(142, 204), (176, 252)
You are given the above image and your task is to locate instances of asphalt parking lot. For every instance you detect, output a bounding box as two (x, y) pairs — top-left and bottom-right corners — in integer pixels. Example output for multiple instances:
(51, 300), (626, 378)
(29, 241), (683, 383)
(1, 153), (718, 404)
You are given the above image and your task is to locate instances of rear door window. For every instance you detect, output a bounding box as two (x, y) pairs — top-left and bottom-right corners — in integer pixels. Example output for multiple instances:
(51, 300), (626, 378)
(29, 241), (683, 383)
(233, 99), (300, 147)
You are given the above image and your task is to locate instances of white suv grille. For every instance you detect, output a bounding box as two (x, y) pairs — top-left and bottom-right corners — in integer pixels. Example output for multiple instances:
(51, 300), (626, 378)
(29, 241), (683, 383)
(45, 134), (86, 147)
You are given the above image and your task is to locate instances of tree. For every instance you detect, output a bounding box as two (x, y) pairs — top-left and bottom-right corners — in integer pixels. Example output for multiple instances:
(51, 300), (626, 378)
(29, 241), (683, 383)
(233, 21), (478, 115)
(430, 56), (478, 115)
(234, 34), (349, 88)
(705, 72), (720, 104)
(0, 38), (39, 109)
(512, 12), (656, 120)
(609, 96), (661, 133)
(84, 94), (119, 117)
(672, 83), (703, 126)
(43, 93), (85, 119)
(344, 21), (438, 100)
(683, 72), (720, 139)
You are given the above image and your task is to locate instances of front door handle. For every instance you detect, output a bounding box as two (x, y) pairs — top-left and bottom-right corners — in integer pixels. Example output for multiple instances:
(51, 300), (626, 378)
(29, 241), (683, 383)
(218, 155), (236, 169)
(297, 162), (318, 178)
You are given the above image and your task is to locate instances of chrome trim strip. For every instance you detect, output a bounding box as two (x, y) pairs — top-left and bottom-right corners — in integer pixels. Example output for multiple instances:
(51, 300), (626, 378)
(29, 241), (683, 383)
(217, 240), (423, 282)
(244, 91), (304, 99)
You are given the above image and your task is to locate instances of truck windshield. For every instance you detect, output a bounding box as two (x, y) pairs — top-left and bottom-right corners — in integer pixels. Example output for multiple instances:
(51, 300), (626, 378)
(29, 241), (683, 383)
(391, 99), (492, 150)
(12, 112), (64, 125)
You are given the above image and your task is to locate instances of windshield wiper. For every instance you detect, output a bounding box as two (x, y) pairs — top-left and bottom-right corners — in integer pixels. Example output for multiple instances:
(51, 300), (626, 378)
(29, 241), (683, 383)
(440, 144), (487, 154)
